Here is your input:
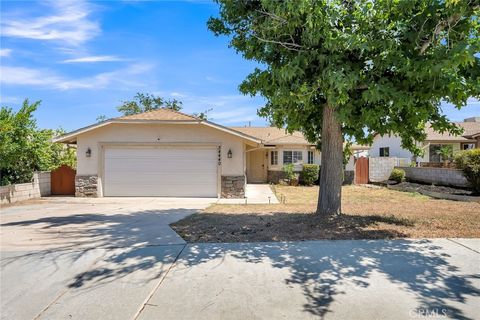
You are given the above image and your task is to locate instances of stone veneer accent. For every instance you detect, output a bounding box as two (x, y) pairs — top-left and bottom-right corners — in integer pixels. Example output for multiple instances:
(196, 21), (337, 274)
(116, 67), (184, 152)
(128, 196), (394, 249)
(75, 175), (98, 197)
(221, 175), (245, 198)
(397, 166), (469, 188)
(343, 170), (355, 185)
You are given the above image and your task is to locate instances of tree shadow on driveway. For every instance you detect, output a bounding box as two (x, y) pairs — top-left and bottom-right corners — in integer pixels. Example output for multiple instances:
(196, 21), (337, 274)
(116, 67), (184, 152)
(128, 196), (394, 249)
(1, 208), (197, 288)
(175, 240), (479, 320)
(1, 209), (479, 319)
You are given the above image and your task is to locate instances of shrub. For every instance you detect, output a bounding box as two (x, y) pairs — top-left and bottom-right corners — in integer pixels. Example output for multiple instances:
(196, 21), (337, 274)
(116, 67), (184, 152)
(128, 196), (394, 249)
(454, 149), (480, 194)
(0, 100), (76, 186)
(302, 164), (319, 186)
(436, 145), (453, 162)
(282, 163), (295, 183)
(389, 168), (405, 183)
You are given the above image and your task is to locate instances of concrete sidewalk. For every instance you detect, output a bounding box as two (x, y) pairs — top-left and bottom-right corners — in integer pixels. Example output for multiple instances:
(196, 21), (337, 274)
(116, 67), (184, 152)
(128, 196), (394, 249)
(2, 239), (479, 320)
(138, 239), (480, 320)
(217, 184), (279, 204)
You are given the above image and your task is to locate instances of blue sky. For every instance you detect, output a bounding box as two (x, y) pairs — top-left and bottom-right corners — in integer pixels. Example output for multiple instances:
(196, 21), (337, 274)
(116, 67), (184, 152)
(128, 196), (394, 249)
(0, 0), (479, 131)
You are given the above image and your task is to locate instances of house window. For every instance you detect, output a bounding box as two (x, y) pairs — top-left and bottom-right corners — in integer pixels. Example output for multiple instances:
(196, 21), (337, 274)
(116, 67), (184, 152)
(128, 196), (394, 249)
(270, 151), (278, 165)
(463, 143), (475, 150)
(308, 151), (314, 164)
(283, 151), (303, 164)
(379, 147), (390, 157)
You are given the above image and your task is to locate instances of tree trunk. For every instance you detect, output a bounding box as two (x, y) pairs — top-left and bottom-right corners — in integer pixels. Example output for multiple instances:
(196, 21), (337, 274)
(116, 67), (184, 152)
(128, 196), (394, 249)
(317, 104), (343, 216)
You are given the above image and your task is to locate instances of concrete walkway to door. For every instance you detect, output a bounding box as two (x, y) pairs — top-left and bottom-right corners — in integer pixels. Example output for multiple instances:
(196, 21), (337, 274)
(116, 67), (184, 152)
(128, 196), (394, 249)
(217, 184), (279, 204)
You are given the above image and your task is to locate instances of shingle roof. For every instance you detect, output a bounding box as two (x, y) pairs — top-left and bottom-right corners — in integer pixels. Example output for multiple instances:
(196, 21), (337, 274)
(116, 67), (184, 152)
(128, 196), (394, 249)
(229, 127), (310, 145)
(117, 108), (199, 121)
(425, 121), (480, 141)
(459, 121), (480, 138)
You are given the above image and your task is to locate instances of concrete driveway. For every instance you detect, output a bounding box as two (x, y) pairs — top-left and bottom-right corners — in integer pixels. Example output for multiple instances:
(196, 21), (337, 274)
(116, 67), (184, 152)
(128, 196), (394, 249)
(1, 198), (479, 320)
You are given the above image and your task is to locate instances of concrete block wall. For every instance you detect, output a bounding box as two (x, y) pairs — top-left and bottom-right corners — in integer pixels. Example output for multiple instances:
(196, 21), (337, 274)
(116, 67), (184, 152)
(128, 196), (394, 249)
(0, 172), (51, 205)
(369, 157), (396, 182)
(398, 166), (469, 188)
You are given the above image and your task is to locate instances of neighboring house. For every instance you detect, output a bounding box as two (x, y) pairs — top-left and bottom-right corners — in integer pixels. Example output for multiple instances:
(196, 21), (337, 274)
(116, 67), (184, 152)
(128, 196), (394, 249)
(54, 108), (321, 198)
(370, 117), (480, 164)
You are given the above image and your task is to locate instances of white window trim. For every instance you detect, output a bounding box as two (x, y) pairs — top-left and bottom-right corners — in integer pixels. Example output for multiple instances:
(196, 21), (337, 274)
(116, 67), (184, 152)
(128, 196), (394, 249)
(379, 147), (390, 157)
(307, 150), (314, 164)
(271, 150), (278, 165)
(283, 150), (303, 165)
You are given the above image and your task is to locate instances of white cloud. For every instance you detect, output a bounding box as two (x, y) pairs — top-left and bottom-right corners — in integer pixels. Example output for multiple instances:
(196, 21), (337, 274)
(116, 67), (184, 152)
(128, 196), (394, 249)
(0, 49), (12, 57)
(1, 0), (100, 46)
(0, 95), (22, 104)
(0, 66), (63, 86)
(170, 92), (185, 97)
(0, 63), (153, 90)
(209, 108), (254, 120)
(61, 55), (126, 63)
(204, 75), (230, 84)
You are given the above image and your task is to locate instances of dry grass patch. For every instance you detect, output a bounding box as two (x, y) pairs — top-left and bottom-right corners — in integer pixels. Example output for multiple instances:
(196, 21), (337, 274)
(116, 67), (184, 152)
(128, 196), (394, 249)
(172, 185), (480, 243)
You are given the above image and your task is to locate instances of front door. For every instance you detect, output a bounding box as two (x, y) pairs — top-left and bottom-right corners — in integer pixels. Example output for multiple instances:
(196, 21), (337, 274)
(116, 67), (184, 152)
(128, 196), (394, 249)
(247, 150), (267, 183)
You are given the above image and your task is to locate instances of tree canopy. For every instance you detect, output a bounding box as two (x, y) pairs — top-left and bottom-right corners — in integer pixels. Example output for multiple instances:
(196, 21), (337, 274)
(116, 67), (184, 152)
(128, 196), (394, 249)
(208, 0), (479, 154)
(0, 99), (76, 185)
(117, 92), (183, 116)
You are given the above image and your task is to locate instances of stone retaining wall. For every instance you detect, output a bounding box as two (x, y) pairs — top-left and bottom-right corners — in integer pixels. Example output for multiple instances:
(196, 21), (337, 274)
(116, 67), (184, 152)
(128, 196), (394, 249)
(221, 175), (245, 198)
(0, 172), (51, 205)
(397, 166), (470, 188)
(75, 175), (98, 197)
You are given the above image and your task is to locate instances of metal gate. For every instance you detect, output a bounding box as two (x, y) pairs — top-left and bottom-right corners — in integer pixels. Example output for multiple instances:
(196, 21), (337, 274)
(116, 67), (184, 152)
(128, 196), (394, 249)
(355, 157), (369, 184)
(51, 165), (76, 195)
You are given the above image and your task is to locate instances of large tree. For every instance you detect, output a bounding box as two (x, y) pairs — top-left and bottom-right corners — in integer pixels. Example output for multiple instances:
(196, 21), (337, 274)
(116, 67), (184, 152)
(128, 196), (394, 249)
(117, 92), (183, 116)
(208, 0), (479, 215)
(0, 100), (76, 185)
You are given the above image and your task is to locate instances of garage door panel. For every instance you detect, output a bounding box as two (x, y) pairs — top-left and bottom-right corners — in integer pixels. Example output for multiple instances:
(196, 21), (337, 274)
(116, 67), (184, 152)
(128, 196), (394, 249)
(105, 160), (216, 172)
(105, 176), (217, 185)
(104, 147), (218, 197)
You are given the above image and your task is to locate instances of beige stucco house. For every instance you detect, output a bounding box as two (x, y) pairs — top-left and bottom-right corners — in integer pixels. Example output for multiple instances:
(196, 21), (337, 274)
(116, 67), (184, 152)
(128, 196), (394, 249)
(54, 108), (320, 198)
(370, 117), (480, 164)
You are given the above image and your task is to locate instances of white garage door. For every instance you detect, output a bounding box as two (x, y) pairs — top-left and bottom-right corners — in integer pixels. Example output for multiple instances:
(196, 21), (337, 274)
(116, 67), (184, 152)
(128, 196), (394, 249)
(104, 147), (218, 197)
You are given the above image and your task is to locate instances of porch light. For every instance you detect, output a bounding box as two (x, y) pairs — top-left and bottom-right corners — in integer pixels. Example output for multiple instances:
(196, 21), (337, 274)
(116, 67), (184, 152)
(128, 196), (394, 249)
(227, 149), (233, 158)
(86, 148), (92, 158)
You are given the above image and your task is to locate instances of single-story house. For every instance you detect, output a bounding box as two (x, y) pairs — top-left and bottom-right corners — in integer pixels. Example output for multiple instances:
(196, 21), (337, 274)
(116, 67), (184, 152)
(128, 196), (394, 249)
(370, 117), (480, 164)
(54, 108), (321, 198)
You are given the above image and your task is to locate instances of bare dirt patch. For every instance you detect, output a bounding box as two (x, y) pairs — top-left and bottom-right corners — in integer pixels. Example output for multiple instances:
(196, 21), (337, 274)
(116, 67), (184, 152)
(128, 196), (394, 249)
(0, 198), (52, 209)
(388, 181), (477, 197)
(171, 185), (480, 243)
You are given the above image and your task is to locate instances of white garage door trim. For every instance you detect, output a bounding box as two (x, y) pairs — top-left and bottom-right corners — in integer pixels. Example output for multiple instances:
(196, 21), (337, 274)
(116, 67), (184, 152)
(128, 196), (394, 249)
(101, 144), (220, 197)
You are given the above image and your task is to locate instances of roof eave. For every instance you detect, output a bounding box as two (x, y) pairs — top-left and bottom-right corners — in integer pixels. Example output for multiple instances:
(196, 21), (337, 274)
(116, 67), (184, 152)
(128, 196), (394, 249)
(53, 119), (263, 144)
(426, 138), (477, 143)
(201, 120), (262, 144)
(53, 119), (202, 143)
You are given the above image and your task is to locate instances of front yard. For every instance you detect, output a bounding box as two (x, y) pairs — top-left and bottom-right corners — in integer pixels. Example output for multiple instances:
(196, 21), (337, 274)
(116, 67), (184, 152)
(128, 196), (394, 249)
(172, 185), (480, 242)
